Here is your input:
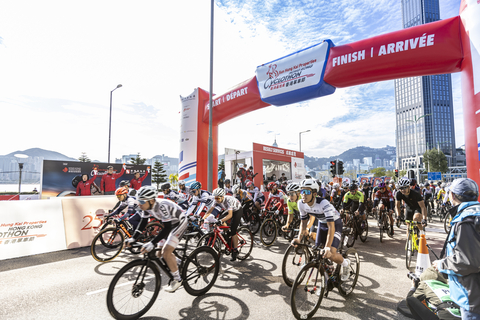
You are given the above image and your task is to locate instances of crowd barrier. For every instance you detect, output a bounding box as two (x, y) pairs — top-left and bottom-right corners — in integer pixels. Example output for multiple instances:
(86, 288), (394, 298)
(0, 196), (117, 261)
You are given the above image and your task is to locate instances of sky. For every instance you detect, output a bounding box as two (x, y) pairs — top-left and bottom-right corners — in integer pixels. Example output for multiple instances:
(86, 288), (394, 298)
(0, 0), (463, 162)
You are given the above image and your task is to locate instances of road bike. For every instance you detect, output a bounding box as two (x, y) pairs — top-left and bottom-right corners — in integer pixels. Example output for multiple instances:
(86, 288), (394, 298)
(405, 220), (421, 269)
(290, 244), (360, 320)
(91, 217), (162, 262)
(106, 241), (220, 320)
(376, 207), (393, 242)
(342, 210), (368, 247)
(260, 207), (297, 246)
(240, 199), (261, 235)
(444, 211), (453, 234)
(197, 222), (253, 261)
(395, 205), (406, 228)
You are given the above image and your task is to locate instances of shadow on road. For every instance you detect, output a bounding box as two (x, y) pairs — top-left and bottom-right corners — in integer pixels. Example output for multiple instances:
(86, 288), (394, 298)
(178, 293), (250, 320)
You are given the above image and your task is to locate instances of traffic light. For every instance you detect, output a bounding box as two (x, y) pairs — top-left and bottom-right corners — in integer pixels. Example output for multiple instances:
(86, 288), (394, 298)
(408, 170), (415, 179)
(338, 161), (344, 175)
(395, 169), (399, 177)
(330, 160), (336, 177)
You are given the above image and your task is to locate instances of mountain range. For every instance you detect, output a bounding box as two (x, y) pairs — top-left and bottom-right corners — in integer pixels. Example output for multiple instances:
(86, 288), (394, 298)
(4, 148), (77, 161)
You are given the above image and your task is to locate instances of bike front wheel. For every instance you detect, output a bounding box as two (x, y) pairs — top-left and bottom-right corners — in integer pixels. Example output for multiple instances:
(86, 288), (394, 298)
(182, 246), (220, 296)
(338, 247), (360, 297)
(91, 227), (125, 262)
(359, 220), (368, 243)
(282, 244), (310, 287)
(236, 226), (254, 260)
(406, 232), (413, 269)
(106, 259), (161, 320)
(260, 218), (277, 247)
(290, 262), (325, 320)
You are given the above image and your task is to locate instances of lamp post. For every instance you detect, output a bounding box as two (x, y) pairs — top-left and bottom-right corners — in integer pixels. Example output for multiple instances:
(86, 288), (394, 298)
(406, 114), (431, 182)
(299, 130), (310, 152)
(108, 84), (122, 163)
(14, 154), (28, 195)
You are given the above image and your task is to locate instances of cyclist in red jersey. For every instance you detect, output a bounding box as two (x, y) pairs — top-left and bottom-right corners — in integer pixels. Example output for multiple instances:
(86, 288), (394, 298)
(373, 182), (395, 236)
(264, 181), (286, 212)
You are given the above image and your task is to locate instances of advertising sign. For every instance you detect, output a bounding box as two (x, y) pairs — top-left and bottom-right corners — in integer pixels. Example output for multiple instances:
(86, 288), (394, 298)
(291, 157), (306, 182)
(179, 89), (199, 184)
(41, 160), (150, 198)
(256, 40), (335, 106)
(0, 199), (66, 260)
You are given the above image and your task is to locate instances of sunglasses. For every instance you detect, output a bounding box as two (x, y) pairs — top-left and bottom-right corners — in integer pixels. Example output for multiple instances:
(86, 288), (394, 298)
(399, 186), (409, 191)
(138, 199), (147, 205)
(300, 189), (312, 195)
(287, 191), (297, 196)
(214, 196), (223, 200)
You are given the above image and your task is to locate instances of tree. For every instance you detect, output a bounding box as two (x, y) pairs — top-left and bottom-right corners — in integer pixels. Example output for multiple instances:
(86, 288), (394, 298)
(371, 167), (386, 177)
(152, 160), (167, 190)
(399, 169), (407, 178)
(218, 159), (225, 171)
(169, 173), (179, 190)
(130, 153), (146, 165)
(385, 170), (395, 179)
(78, 152), (91, 162)
(423, 149), (449, 173)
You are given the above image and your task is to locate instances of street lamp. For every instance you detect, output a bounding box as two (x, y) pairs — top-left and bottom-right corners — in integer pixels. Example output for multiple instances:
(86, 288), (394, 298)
(14, 154), (28, 195)
(406, 114), (431, 181)
(108, 84), (122, 163)
(299, 130), (310, 152)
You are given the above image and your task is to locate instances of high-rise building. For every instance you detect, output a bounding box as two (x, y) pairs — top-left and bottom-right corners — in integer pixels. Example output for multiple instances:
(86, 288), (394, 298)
(395, 0), (456, 171)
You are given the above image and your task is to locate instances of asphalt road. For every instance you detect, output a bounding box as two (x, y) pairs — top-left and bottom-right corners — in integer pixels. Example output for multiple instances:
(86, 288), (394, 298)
(1, 217), (448, 320)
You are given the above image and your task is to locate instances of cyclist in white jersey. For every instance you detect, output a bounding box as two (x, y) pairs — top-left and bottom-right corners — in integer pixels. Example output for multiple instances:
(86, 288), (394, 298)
(292, 179), (351, 281)
(246, 181), (265, 213)
(161, 182), (189, 210)
(185, 181), (214, 217)
(126, 186), (187, 293)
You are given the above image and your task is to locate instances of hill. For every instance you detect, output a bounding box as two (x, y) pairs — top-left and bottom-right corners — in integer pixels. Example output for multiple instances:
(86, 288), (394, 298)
(4, 148), (76, 161)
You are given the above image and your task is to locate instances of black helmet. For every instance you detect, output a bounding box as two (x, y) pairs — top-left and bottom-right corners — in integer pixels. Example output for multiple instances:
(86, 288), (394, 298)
(224, 179), (231, 184)
(349, 184), (358, 191)
(119, 180), (130, 187)
(160, 182), (171, 191)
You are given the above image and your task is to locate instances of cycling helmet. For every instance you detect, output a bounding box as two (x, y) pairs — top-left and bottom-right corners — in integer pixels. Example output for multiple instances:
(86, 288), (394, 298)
(190, 181), (202, 190)
(178, 180), (185, 186)
(286, 183), (300, 192)
(232, 184), (241, 194)
(378, 182), (386, 189)
(424, 182), (430, 187)
(300, 179), (320, 193)
(246, 181), (253, 188)
(267, 182), (277, 190)
(119, 180), (130, 187)
(342, 181), (350, 188)
(212, 188), (225, 197)
(333, 183), (340, 189)
(224, 179), (231, 184)
(137, 186), (157, 201)
(349, 183), (358, 191)
(441, 182), (446, 188)
(115, 187), (128, 196)
(419, 183), (424, 188)
(160, 182), (171, 191)
(437, 181), (442, 186)
(398, 177), (410, 187)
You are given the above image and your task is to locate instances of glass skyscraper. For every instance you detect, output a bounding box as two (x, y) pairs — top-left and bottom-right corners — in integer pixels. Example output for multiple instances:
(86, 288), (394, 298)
(395, 0), (456, 171)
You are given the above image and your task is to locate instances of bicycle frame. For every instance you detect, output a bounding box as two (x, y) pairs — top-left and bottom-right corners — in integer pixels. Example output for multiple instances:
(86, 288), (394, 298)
(209, 225), (248, 253)
(405, 220), (420, 252)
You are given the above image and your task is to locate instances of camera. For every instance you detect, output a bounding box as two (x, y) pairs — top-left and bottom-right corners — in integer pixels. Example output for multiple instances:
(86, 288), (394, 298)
(407, 272), (420, 288)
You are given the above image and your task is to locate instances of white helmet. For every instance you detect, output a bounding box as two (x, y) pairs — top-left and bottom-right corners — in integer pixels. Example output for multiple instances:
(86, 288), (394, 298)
(441, 182), (446, 188)
(342, 181), (350, 188)
(232, 184), (241, 194)
(300, 179), (319, 193)
(398, 177), (410, 188)
(137, 186), (157, 201)
(286, 183), (300, 192)
(333, 183), (340, 189)
(212, 188), (225, 197)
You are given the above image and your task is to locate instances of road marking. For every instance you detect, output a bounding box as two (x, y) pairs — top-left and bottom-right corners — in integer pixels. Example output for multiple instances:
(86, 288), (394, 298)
(86, 275), (155, 295)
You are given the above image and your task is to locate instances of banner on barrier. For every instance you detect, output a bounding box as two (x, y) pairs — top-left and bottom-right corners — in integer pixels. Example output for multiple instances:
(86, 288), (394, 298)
(0, 199), (66, 260)
(256, 40), (336, 106)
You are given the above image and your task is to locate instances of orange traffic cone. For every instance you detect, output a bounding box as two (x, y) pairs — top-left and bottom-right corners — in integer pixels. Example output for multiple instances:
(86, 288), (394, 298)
(415, 234), (431, 276)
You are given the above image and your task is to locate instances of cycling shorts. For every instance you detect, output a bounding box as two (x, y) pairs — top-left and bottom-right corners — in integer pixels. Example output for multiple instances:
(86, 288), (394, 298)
(255, 196), (265, 205)
(164, 216), (188, 249)
(316, 219), (342, 249)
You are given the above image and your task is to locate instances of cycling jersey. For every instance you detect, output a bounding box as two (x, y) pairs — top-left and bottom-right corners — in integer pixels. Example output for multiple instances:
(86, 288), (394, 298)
(186, 190), (214, 216)
(343, 191), (365, 203)
(374, 189), (394, 210)
(130, 171), (148, 190)
(76, 173), (98, 196)
(109, 195), (139, 218)
(235, 189), (252, 202)
(422, 187), (433, 200)
(224, 186), (233, 195)
(265, 189), (286, 210)
(298, 197), (341, 223)
(210, 195), (241, 218)
(287, 199), (299, 215)
(362, 187), (371, 200)
(164, 190), (189, 210)
(247, 186), (264, 203)
(437, 189), (447, 200)
(396, 189), (423, 212)
(100, 167), (125, 192)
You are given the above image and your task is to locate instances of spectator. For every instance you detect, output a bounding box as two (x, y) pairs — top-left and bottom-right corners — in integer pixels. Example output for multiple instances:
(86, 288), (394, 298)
(279, 173), (288, 183)
(246, 166), (255, 182)
(218, 168), (225, 189)
(101, 164), (125, 195)
(130, 167), (150, 190)
(76, 170), (98, 196)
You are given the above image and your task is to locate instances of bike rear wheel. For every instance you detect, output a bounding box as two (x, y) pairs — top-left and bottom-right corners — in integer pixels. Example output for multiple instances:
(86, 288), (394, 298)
(281, 244), (310, 287)
(338, 247), (360, 297)
(290, 262), (324, 320)
(182, 246), (220, 296)
(91, 227), (125, 262)
(260, 218), (277, 246)
(106, 259), (161, 320)
(236, 226), (254, 260)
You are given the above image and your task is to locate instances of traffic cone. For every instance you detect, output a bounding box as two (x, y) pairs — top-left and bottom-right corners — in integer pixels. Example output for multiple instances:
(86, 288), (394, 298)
(415, 234), (431, 276)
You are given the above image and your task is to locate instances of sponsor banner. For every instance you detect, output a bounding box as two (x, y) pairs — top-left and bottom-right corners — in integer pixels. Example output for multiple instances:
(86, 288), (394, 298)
(253, 143), (304, 159)
(61, 196), (118, 249)
(0, 198), (66, 260)
(291, 157), (306, 182)
(179, 89), (199, 182)
(41, 160), (150, 199)
(256, 40), (336, 106)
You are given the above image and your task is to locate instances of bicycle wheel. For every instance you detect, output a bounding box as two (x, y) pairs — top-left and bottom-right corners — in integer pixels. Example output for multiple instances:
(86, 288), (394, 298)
(91, 227), (125, 262)
(260, 218), (277, 246)
(282, 244), (310, 287)
(343, 222), (356, 248)
(197, 232), (223, 254)
(106, 259), (161, 320)
(248, 212), (261, 235)
(406, 232), (413, 269)
(359, 220), (368, 243)
(290, 262), (325, 320)
(284, 218), (300, 241)
(338, 247), (360, 297)
(236, 226), (254, 260)
(444, 212), (452, 234)
(182, 246), (220, 296)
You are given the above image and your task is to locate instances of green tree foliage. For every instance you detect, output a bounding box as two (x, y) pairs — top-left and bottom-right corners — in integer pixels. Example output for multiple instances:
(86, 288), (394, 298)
(371, 167), (386, 177)
(423, 149), (449, 173)
(130, 153), (146, 165)
(399, 169), (407, 178)
(152, 160), (167, 190)
(78, 152), (91, 162)
(169, 173), (179, 190)
(218, 159), (225, 171)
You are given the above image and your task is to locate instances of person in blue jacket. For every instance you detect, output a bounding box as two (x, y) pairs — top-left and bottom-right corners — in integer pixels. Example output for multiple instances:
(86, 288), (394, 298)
(433, 178), (480, 319)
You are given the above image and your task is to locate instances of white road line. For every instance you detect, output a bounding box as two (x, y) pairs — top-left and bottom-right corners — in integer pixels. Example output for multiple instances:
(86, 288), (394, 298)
(86, 275), (155, 295)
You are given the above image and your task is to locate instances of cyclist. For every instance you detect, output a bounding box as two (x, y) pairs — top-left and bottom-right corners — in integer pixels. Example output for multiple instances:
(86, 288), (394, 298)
(161, 182), (189, 210)
(422, 182), (434, 217)
(75, 170), (98, 196)
(186, 181), (214, 217)
(264, 181), (286, 212)
(282, 182), (301, 232)
(130, 168), (150, 190)
(246, 181), (265, 214)
(395, 177), (428, 237)
(233, 184), (252, 202)
(178, 180), (191, 202)
(331, 183), (342, 210)
(129, 186), (187, 293)
(106, 187), (141, 230)
(373, 182), (395, 236)
(292, 179), (351, 281)
(342, 183), (367, 225)
(204, 188), (243, 261)
(224, 179), (233, 195)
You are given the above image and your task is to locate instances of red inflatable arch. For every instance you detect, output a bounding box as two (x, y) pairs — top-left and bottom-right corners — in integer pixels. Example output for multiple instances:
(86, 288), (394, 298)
(179, 0), (480, 190)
